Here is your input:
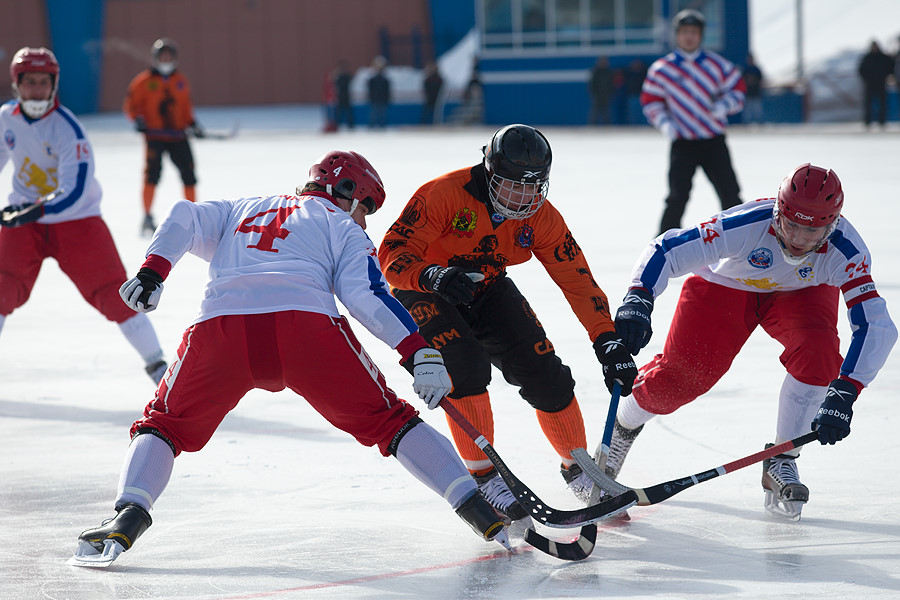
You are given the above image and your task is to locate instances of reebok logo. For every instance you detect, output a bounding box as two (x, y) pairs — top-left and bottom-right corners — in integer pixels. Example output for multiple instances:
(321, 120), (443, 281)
(817, 407), (851, 423)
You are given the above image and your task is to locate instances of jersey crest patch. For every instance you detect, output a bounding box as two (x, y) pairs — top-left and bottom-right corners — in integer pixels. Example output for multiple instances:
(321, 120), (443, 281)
(747, 247), (773, 269)
(515, 224), (534, 248)
(451, 207), (477, 238)
(4, 129), (14, 150)
(795, 263), (815, 281)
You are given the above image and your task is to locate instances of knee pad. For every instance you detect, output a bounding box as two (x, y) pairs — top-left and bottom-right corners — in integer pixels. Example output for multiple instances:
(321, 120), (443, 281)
(498, 338), (575, 412)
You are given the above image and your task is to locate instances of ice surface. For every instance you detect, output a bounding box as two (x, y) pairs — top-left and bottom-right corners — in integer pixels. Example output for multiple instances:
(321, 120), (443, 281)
(2, 107), (899, 599)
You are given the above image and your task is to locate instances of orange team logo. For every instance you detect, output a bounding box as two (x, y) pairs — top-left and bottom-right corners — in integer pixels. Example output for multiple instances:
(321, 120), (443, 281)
(451, 207), (478, 238)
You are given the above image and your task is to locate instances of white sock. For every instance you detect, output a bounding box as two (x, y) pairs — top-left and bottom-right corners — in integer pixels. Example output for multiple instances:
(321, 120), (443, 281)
(115, 433), (175, 510)
(395, 422), (477, 509)
(617, 394), (658, 430)
(776, 373), (827, 457)
(118, 313), (164, 366)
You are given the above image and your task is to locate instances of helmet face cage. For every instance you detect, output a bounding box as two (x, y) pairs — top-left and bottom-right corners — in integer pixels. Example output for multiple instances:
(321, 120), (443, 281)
(486, 174), (548, 220)
(307, 151), (385, 214)
(10, 47), (60, 119)
(483, 124), (552, 220)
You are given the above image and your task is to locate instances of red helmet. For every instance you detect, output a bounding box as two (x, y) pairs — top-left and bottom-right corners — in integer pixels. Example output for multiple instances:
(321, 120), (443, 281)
(307, 151), (386, 214)
(10, 47), (60, 81)
(10, 47), (60, 118)
(777, 163), (843, 227)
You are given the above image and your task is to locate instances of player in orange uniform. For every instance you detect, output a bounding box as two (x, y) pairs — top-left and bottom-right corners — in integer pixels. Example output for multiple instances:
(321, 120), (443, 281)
(124, 38), (203, 236)
(378, 124), (637, 518)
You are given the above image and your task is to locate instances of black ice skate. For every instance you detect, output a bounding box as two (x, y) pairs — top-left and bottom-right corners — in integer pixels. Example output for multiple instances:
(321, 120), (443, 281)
(561, 463), (594, 503)
(455, 490), (511, 551)
(141, 214), (156, 237)
(145, 359), (167, 385)
(474, 468), (528, 521)
(69, 503), (152, 567)
(762, 444), (809, 521)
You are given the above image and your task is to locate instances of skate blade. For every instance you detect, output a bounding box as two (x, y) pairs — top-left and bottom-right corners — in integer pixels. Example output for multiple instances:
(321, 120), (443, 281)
(68, 539), (125, 567)
(763, 491), (804, 521)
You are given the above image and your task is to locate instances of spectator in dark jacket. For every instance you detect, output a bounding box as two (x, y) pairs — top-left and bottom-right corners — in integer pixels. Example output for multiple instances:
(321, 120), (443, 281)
(588, 56), (614, 125)
(332, 60), (354, 130)
(858, 41), (894, 127)
(422, 61), (443, 125)
(367, 56), (391, 129)
(741, 53), (764, 124)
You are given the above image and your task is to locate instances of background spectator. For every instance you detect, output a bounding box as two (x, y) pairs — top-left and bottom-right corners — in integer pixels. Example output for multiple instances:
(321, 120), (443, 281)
(367, 55), (391, 129)
(332, 60), (355, 130)
(858, 40), (894, 128)
(422, 61), (443, 125)
(588, 56), (613, 126)
(742, 53), (764, 124)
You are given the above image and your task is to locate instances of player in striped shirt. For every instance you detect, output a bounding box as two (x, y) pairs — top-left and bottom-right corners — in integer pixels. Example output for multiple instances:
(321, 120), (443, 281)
(640, 9), (747, 236)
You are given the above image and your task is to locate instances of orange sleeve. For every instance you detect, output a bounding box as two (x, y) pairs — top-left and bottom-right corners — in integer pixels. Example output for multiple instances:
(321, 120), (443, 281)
(123, 71), (149, 120)
(379, 176), (453, 292)
(530, 201), (615, 342)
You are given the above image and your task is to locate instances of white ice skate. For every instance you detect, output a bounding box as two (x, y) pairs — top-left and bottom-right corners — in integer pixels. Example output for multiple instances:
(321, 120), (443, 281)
(762, 444), (808, 521)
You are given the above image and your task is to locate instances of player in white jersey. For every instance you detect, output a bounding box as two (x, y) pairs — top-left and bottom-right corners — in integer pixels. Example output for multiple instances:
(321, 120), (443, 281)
(70, 150), (510, 567)
(606, 163), (897, 519)
(0, 47), (167, 383)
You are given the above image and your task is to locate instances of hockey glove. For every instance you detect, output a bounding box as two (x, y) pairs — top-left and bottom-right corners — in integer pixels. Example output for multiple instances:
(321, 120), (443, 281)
(811, 378), (858, 445)
(134, 116), (147, 133)
(420, 265), (485, 305)
(411, 347), (453, 409)
(0, 202), (44, 228)
(187, 122), (205, 139)
(593, 331), (638, 396)
(614, 287), (654, 355)
(119, 267), (164, 313)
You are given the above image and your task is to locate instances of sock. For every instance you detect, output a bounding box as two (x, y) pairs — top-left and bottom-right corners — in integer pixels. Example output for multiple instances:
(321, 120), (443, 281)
(444, 392), (494, 475)
(142, 183), (156, 214)
(118, 313), (164, 366)
(115, 433), (175, 510)
(183, 185), (196, 202)
(617, 393), (658, 431)
(535, 396), (587, 467)
(777, 373), (827, 457)
(0, 314), (5, 336)
(395, 422), (478, 510)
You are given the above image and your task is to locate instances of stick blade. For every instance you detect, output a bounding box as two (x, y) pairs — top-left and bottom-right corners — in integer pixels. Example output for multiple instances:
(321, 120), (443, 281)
(524, 524), (597, 561)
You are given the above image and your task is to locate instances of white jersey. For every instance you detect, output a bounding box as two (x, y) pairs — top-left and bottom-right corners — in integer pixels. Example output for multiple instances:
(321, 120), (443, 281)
(0, 100), (103, 223)
(147, 193), (419, 350)
(631, 198), (896, 387)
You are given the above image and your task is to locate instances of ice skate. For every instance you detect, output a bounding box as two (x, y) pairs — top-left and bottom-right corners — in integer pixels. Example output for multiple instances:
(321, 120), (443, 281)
(141, 214), (156, 237)
(475, 468), (527, 521)
(69, 503), (152, 567)
(455, 490), (512, 551)
(604, 419), (644, 480)
(762, 444), (809, 521)
(145, 359), (167, 385)
(561, 463), (594, 503)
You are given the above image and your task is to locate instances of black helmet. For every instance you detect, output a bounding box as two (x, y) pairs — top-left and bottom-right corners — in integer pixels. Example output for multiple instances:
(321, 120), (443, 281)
(482, 124), (551, 220)
(151, 38), (178, 59)
(673, 9), (705, 31)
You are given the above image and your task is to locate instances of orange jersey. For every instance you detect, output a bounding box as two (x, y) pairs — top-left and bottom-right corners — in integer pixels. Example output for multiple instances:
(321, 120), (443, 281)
(378, 166), (615, 342)
(123, 69), (196, 139)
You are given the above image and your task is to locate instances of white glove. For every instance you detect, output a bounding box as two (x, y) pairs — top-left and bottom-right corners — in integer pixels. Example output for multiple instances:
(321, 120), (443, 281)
(119, 274), (164, 313)
(412, 347), (453, 409)
(660, 121), (678, 140)
(711, 102), (728, 121)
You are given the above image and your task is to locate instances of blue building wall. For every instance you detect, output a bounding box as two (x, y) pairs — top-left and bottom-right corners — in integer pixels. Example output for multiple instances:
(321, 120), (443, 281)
(46, 0), (106, 114)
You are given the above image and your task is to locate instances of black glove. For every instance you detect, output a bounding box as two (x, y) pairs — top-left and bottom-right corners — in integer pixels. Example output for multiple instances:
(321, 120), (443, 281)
(593, 331), (638, 396)
(614, 287), (654, 355)
(419, 265), (484, 305)
(811, 378), (858, 445)
(187, 122), (205, 138)
(134, 116), (147, 133)
(1, 203), (44, 228)
(119, 267), (165, 312)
